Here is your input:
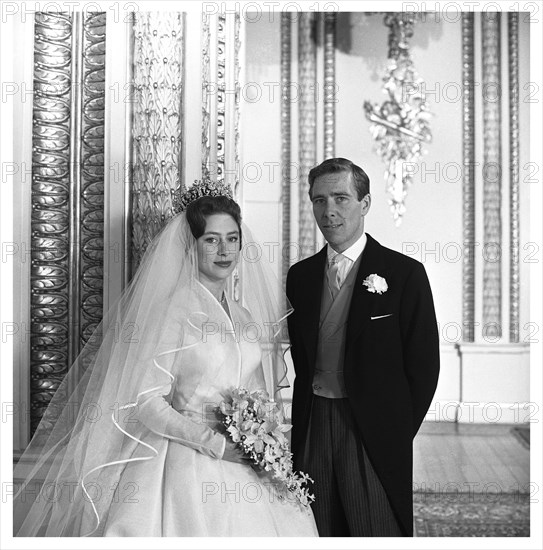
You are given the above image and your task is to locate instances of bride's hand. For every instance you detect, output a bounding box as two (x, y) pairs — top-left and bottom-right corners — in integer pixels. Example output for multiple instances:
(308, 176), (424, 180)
(222, 438), (251, 465)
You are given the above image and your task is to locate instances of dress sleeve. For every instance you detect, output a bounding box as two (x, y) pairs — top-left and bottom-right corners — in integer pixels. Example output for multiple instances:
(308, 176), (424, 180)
(134, 380), (226, 460)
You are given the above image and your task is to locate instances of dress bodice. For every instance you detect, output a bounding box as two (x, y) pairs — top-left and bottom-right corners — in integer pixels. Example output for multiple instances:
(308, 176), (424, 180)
(167, 282), (263, 422)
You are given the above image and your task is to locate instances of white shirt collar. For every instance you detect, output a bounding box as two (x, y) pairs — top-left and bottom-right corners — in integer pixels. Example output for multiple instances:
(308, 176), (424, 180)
(327, 232), (367, 264)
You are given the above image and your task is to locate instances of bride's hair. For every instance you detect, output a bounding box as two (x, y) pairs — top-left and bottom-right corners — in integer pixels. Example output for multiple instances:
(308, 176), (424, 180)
(186, 195), (243, 244)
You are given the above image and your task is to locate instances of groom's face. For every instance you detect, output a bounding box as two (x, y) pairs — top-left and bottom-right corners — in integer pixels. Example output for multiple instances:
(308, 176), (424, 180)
(311, 171), (371, 253)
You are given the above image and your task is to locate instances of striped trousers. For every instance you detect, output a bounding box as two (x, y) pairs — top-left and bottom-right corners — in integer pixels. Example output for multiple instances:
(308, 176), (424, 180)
(304, 396), (404, 537)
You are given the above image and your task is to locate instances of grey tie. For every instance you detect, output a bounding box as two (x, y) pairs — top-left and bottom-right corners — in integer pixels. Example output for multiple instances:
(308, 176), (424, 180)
(327, 253), (344, 300)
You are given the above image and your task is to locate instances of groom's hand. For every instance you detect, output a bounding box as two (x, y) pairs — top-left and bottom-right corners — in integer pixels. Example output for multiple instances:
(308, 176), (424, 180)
(221, 438), (252, 464)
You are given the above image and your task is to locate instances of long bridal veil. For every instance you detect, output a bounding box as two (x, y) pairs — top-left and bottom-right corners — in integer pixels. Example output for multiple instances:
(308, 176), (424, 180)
(13, 212), (291, 536)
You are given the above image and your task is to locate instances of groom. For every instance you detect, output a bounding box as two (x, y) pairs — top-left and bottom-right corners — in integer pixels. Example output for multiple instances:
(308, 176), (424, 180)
(286, 158), (440, 536)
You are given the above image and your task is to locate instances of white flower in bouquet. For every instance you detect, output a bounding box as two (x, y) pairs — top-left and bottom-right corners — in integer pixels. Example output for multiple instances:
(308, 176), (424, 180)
(219, 387), (315, 508)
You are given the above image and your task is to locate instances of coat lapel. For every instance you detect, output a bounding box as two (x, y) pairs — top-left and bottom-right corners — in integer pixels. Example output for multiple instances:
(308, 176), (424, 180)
(298, 247), (327, 371)
(346, 233), (386, 346)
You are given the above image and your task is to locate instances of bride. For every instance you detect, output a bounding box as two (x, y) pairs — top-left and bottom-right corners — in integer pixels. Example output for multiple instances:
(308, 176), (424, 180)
(13, 181), (319, 537)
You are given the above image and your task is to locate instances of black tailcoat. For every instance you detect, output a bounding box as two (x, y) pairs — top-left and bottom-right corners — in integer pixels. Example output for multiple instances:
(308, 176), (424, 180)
(286, 234), (440, 536)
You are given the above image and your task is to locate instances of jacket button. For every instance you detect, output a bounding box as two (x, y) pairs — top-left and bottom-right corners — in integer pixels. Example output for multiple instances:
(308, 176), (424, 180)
(313, 384), (321, 390)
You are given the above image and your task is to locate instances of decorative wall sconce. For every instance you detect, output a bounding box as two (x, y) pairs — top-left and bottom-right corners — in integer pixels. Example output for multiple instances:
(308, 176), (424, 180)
(364, 13), (432, 226)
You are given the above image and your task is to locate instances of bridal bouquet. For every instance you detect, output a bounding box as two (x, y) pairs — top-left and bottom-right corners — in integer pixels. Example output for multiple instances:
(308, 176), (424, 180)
(219, 387), (315, 508)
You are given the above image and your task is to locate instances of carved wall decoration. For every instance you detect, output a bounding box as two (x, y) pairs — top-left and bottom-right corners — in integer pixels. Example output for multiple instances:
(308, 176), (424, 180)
(508, 12), (520, 343)
(363, 13), (432, 225)
(462, 13), (475, 343)
(80, 13), (106, 364)
(481, 12), (502, 339)
(281, 13), (292, 289)
(298, 12), (317, 260)
(216, 13), (226, 180)
(30, 12), (106, 435)
(233, 13), (241, 199)
(323, 13), (336, 160)
(201, 12), (241, 194)
(131, 12), (185, 268)
(202, 12), (211, 180)
(31, 12), (72, 435)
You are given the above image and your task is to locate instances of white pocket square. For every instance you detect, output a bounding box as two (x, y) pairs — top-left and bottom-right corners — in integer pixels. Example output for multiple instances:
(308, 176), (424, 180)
(370, 314), (393, 320)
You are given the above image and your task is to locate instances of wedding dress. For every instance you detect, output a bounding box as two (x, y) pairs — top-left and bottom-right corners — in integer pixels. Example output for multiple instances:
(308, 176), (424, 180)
(101, 282), (317, 536)
(13, 210), (318, 537)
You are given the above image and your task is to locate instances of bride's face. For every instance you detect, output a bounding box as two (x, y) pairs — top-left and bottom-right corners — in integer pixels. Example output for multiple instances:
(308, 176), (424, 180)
(196, 213), (240, 284)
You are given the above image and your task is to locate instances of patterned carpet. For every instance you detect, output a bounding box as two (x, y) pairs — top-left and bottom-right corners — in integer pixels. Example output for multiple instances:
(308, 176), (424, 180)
(413, 492), (530, 537)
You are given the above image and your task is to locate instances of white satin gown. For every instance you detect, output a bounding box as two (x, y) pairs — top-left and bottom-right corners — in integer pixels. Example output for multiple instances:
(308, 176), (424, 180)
(100, 282), (319, 536)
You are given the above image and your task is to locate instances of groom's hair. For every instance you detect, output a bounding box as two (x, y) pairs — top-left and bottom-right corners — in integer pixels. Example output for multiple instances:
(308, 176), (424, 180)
(308, 158), (370, 201)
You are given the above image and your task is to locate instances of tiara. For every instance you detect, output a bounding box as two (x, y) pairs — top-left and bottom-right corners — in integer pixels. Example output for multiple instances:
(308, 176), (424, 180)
(171, 179), (233, 214)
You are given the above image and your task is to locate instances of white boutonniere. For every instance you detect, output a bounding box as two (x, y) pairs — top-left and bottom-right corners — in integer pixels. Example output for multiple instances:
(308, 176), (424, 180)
(363, 274), (388, 294)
